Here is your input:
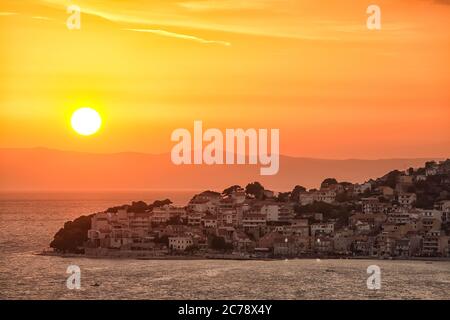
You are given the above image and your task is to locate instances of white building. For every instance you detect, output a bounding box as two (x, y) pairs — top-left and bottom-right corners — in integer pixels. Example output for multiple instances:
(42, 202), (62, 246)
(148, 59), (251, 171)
(187, 213), (203, 226)
(387, 212), (412, 224)
(310, 223), (335, 236)
(152, 205), (186, 224)
(261, 204), (280, 221)
(287, 219), (309, 237)
(315, 190), (336, 203)
(242, 214), (267, 229)
(435, 200), (450, 213)
(299, 192), (315, 205)
(418, 209), (443, 222)
(299, 190), (336, 205)
(169, 237), (194, 251)
(187, 198), (213, 213)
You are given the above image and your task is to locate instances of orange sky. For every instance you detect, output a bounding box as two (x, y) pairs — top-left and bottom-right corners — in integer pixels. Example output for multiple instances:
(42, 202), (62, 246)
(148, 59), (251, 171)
(0, 0), (449, 159)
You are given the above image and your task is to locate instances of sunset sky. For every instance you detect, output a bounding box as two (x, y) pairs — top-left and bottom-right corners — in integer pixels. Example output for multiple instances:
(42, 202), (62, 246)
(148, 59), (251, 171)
(1, 0), (449, 159)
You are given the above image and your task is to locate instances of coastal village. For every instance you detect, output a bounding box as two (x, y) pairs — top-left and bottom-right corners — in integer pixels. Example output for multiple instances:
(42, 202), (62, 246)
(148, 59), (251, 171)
(53, 160), (450, 259)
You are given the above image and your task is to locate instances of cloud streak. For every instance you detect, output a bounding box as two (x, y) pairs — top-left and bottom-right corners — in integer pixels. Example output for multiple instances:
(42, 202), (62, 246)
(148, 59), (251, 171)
(31, 16), (53, 21)
(0, 12), (18, 16)
(124, 28), (231, 46)
(179, 0), (273, 11)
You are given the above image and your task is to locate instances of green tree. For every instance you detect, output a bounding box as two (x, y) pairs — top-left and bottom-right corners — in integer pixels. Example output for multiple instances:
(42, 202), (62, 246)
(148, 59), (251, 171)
(290, 185), (306, 201)
(245, 182), (265, 199)
(384, 170), (401, 189)
(50, 215), (92, 253)
(155, 235), (169, 246)
(210, 236), (233, 251)
(128, 201), (148, 213)
(321, 178), (338, 189)
(222, 185), (242, 197)
(277, 192), (291, 202)
(151, 199), (172, 209)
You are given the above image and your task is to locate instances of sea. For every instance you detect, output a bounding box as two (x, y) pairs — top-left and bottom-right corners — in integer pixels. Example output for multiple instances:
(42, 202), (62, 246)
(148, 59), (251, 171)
(0, 191), (449, 300)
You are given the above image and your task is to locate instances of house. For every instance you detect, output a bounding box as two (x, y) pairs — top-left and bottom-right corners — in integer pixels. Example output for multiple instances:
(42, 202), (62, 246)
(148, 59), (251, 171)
(109, 228), (134, 249)
(418, 209), (443, 222)
(295, 236), (311, 253)
(216, 226), (236, 243)
(387, 212), (412, 224)
(169, 237), (194, 251)
(425, 165), (438, 176)
(261, 204), (280, 221)
(349, 213), (387, 227)
(88, 209), (154, 248)
(435, 200), (450, 213)
(354, 182), (372, 194)
(361, 197), (385, 214)
(89, 212), (111, 237)
(315, 189), (336, 204)
(333, 236), (352, 254)
(396, 175), (414, 193)
(397, 193), (417, 207)
(273, 237), (298, 257)
(233, 231), (255, 252)
(287, 219), (309, 237)
(299, 190), (336, 205)
(187, 213), (203, 226)
(393, 238), (411, 257)
(273, 235), (311, 256)
(128, 212), (151, 237)
(163, 224), (188, 237)
(377, 186), (394, 197)
(299, 192), (315, 205)
(328, 183), (345, 194)
(420, 216), (442, 232)
(310, 222), (335, 236)
(152, 205), (186, 224)
(421, 231), (449, 257)
(201, 214), (217, 228)
(279, 204), (295, 221)
(313, 236), (334, 254)
(355, 221), (372, 234)
(376, 233), (399, 257)
(242, 213), (267, 232)
(351, 236), (375, 256)
(415, 175), (427, 182)
(187, 195), (218, 213)
(88, 212), (112, 247)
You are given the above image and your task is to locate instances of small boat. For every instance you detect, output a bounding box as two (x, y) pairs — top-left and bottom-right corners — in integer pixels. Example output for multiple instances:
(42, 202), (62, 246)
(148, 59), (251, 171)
(91, 283), (100, 287)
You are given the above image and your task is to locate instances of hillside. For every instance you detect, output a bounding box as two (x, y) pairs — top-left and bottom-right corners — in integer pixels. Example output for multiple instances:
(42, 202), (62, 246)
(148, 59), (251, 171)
(0, 147), (443, 191)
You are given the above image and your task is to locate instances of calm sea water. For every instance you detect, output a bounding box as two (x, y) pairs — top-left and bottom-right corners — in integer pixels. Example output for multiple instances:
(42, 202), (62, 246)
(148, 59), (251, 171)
(0, 192), (449, 300)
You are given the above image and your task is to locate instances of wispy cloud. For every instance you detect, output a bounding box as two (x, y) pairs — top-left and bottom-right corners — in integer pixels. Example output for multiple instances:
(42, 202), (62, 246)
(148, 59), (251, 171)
(179, 0), (273, 11)
(124, 28), (231, 46)
(31, 16), (53, 21)
(0, 12), (18, 16)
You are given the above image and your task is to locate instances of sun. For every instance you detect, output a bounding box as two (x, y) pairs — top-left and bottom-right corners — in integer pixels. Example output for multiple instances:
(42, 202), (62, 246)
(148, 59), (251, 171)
(71, 107), (102, 136)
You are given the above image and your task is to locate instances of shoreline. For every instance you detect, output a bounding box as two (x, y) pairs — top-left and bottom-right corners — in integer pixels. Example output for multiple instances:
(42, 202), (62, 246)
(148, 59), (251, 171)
(36, 251), (450, 262)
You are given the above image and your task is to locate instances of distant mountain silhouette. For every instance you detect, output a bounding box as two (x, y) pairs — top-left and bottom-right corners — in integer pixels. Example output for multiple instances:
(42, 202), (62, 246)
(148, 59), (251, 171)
(0, 148), (443, 191)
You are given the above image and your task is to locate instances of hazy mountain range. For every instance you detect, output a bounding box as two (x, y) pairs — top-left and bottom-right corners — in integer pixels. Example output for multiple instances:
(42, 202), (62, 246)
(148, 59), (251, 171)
(0, 148), (444, 192)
